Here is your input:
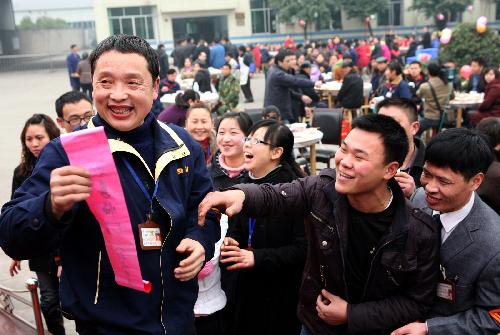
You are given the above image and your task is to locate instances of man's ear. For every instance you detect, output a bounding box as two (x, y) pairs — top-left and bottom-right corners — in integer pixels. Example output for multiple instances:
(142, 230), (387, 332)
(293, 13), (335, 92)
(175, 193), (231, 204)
(469, 172), (485, 192)
(153, 77), (160, 100)
(384, 161), (399, 180)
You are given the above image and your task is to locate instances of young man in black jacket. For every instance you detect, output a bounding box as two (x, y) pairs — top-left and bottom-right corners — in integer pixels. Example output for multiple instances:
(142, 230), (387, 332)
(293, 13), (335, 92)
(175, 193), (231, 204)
(337, 60), (364, 109)
(199, 114), (440, 335)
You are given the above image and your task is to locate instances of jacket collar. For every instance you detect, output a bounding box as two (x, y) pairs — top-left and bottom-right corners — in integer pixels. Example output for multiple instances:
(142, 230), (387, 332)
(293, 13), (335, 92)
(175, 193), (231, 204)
(87, 114), (190, 181)
(322, 170), (410, 237)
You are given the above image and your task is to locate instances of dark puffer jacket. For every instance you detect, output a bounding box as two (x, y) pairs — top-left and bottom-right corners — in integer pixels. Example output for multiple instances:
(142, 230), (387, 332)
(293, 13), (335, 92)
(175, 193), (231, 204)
(234, 169), (440, 335)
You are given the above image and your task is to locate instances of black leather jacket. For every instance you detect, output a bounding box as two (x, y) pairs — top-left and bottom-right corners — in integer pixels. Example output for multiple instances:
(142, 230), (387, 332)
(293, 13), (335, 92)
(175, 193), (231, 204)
(236, 169), (440, 335)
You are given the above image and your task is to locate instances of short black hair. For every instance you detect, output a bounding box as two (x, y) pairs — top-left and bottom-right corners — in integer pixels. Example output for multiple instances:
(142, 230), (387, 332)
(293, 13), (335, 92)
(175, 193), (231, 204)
(409, 60), (422, 67)
(377, 97), (418, 123)
(387, 62), (403, 76)
(262, 105), (281, 119)
(351, 114), (409, 166)
(425, 128), (494, 180)
(70, 44), (77, 49)
(221, 63), (231, 69)
(275, 49), (293, 64)
(471, 57), (486, 67)
(55, 91), (92, 118)
(427, 62), (441, 77)
(475, 117), (500, 148)
(215, 112), (253, 136)
(167, 68), (177, 75)
(89, 34), (159, 82)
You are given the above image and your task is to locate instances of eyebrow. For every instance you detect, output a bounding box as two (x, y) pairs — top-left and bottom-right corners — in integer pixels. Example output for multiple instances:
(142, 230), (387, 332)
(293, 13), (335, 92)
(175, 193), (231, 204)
(423, 168), (453, 183)
(95, 70), (145, 79)
(341, 140), (368, 156)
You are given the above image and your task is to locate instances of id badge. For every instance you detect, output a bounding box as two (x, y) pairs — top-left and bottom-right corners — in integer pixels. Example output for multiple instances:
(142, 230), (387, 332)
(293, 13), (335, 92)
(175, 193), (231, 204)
(138, 219), (163, 250)
(437, 278), (456, 303)
(385, 91), (393, 98)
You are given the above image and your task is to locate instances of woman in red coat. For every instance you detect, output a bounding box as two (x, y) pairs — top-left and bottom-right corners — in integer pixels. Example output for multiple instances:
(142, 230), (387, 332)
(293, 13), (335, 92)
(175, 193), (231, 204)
(252, 44), (261, 72)
(471, 68), (500, 126)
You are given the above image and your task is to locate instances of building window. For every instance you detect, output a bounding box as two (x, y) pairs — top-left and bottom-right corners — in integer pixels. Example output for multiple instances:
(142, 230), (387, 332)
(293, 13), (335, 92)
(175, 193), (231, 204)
(377, 0), (402, 26)
(496, 0), (500, 20)
(250, 0), (277, 34)
(108, 6), (156, 39)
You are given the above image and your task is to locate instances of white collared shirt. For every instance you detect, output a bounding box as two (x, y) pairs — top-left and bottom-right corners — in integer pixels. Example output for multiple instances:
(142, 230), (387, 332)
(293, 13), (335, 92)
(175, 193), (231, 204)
(433, 193), (475, 243)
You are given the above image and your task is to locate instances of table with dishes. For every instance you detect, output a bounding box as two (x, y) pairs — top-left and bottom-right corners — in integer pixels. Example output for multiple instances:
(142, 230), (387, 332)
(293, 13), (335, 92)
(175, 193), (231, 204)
(449, 92), (484, 128)
(290, 124), (324, 175)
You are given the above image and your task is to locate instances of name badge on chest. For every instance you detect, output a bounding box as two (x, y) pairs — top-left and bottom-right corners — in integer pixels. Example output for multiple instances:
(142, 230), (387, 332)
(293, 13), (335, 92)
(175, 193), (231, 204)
(436, 265), (456, 303)
(138, 215), (163, 250)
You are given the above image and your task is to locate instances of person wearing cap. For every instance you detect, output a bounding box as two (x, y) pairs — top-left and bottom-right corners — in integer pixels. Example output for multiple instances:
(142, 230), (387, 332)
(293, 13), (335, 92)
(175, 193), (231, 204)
(336, 60), (364, 110)
(371, 56), (388, 97)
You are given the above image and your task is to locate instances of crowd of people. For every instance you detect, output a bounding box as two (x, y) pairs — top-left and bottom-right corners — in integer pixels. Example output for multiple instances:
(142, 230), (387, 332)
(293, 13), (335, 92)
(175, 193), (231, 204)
(1, 31), (499, 335)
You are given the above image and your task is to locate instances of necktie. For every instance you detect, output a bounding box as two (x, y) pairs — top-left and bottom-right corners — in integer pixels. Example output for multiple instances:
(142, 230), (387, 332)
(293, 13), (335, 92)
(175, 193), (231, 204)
(433, 214), (445, 243)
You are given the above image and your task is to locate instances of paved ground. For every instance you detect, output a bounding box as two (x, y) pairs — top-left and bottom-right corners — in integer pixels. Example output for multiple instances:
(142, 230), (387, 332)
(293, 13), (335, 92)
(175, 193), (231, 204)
(0, 68), (267, 334)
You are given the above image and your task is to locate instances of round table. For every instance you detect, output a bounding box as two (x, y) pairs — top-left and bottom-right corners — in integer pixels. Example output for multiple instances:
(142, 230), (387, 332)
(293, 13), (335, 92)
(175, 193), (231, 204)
(292, 127), (323, 175)
(449, 96), (483, 128)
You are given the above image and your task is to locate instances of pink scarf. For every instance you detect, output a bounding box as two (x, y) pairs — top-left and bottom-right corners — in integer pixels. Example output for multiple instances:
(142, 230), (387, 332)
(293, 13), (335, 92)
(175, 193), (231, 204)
(219, 154), (245, 178)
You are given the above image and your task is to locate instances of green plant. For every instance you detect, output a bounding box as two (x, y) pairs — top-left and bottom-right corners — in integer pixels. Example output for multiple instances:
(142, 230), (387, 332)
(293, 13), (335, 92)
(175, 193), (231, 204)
(439, 22), (500, 67)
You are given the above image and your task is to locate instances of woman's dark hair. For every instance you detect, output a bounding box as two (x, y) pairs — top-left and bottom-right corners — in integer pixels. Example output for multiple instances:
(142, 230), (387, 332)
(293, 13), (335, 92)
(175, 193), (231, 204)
(82, 52), (89, 60)
(387, 62), (403, 76)
(482, 67), (500, 81)
(476, 117), (500, 149)
(175, 89), (200, 109)
(19, 114), (60, 178)
(215, 112), (253, 136)
(249, 120), (306, 177)
(427, 62), (448, 84)
(262, 105), (281, 120)
(89, 34), (159, 81)
(425, 128), (493, 180)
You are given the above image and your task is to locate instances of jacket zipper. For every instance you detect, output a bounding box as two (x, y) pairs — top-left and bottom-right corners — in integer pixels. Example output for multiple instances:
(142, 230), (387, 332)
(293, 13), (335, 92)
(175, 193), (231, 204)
(157, 197), (173, 335)
(94, 251), (102, 304)
(361, 238), (394, 301)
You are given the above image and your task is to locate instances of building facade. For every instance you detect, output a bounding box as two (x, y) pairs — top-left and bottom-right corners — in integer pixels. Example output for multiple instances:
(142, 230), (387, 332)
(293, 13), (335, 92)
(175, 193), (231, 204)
(94, 0), (499, 49)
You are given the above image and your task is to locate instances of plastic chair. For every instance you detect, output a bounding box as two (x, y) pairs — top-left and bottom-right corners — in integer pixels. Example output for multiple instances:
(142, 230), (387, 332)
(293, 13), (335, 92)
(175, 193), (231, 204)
(303, 108), (343, 168)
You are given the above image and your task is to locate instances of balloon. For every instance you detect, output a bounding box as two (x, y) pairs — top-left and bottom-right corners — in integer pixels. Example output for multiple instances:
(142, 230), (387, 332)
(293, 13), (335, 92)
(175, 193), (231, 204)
(440, 34), (451, 44)
(436, 13), (445, 20)
(442, 28), (452, 37)
(467, 5), (474, 12)
(477, 16), (487, 25)
(459, 65), (472, 80)
(299, 19), (305, 27)
(477, 25), (487, 33)
(418, 53), (432, 62)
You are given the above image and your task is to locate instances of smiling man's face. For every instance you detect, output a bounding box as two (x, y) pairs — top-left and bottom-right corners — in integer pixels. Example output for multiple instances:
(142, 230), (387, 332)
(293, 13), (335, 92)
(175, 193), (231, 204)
(92, 50), (159, 132)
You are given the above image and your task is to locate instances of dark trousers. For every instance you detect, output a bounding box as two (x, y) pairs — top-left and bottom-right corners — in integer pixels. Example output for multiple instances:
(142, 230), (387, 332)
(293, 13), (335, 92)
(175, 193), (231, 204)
(36, 271), (65, 335)
(81, 83), (93, 100)
(195, 309), (226, 335)
(70, 77), (80, 91)
(240, 77), (253, 102)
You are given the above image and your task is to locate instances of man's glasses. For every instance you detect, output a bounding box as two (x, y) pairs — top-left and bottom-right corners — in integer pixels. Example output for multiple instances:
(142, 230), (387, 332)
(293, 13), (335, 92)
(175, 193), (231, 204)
(242, 137), (270, 145)
(63, 112), (95, 127)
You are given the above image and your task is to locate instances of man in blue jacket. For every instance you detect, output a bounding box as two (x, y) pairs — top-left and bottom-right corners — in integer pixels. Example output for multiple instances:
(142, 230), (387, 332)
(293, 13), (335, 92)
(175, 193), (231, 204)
(66, 44), (81, 91)
(0, 34), (219, 335)
(209, 39), (226, 69)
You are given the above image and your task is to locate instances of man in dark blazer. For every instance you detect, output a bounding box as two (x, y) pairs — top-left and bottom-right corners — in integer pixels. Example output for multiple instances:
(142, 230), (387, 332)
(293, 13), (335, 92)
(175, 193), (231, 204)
(264, 49), (321, 123)
(393, 128), (500, 335)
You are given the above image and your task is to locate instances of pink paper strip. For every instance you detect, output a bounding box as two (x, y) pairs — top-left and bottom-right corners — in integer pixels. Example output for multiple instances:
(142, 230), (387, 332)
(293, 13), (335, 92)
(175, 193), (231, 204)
(61, 127), (151, 293)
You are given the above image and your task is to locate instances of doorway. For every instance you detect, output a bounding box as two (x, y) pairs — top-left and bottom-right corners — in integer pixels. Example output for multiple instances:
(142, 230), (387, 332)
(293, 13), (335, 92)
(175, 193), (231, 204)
(172, 15), (228, 42)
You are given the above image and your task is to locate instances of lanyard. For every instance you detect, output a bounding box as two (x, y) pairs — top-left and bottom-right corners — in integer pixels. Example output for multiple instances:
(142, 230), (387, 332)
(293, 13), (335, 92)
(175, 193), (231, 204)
(247, 217), (256, 248)
(121, 157), (159, 204)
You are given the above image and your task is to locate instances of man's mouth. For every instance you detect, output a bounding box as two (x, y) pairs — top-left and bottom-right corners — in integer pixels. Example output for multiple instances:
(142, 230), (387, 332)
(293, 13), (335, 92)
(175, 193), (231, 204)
(109, 106), (133, 115)
(338, 171), (354, 180)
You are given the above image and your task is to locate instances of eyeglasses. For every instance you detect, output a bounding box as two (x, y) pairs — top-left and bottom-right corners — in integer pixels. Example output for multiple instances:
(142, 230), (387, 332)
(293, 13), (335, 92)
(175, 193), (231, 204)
(63, 112), (95, 127)
(242, 137), (270, 145)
